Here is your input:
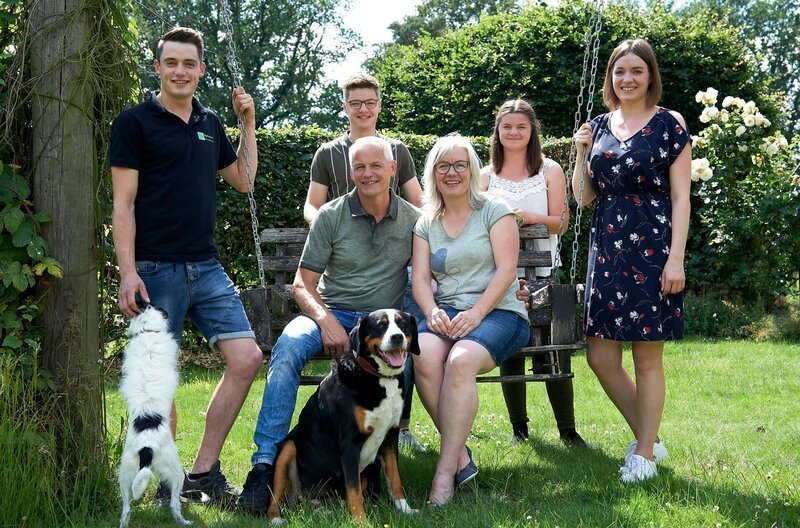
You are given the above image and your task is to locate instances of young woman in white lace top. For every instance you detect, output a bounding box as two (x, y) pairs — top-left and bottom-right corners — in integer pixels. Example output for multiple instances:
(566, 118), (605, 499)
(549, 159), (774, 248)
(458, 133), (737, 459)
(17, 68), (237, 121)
(481, 98), (588, 448)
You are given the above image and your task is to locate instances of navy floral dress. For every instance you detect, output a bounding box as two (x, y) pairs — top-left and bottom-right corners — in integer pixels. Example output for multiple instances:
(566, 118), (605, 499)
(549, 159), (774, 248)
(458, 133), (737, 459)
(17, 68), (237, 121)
(584, 107), (690, 341)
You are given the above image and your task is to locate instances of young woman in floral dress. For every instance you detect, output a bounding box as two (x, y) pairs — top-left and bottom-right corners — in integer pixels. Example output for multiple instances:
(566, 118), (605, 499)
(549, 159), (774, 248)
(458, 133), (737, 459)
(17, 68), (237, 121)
(573, 39), (692, 483)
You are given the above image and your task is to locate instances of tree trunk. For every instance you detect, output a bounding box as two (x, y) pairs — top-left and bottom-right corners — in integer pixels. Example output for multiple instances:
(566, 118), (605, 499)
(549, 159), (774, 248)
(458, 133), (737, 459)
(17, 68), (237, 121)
(29, 0), (101, 444)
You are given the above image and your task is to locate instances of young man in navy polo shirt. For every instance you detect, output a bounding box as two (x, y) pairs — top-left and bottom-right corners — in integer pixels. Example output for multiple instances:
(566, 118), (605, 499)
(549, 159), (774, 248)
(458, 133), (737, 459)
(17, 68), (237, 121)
(110, 27), (262, 506)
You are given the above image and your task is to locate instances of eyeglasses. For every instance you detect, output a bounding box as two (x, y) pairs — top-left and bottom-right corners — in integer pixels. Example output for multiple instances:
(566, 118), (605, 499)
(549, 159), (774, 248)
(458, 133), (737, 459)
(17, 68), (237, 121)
(434, 161), (470, 174)
(346, 99), (379, 109)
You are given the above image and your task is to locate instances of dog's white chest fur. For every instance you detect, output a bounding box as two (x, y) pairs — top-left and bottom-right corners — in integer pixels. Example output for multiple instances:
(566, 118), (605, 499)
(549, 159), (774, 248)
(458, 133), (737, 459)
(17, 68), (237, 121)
(359, 377), (403, 472)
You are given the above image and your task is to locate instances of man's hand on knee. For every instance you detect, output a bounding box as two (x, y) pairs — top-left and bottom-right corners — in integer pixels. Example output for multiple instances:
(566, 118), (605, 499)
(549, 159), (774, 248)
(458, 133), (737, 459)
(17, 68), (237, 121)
(318, 315), (349, 357)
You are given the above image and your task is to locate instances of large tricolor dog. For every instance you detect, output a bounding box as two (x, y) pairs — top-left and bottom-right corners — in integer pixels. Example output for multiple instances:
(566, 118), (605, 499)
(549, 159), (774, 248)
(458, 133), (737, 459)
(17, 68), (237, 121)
(118, 303), (190, 528)
(268, 309), (420, 524)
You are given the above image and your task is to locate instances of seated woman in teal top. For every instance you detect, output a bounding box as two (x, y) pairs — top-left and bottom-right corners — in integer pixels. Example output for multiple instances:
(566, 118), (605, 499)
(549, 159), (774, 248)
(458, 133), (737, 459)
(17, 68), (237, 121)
(411, 134), (530, 506)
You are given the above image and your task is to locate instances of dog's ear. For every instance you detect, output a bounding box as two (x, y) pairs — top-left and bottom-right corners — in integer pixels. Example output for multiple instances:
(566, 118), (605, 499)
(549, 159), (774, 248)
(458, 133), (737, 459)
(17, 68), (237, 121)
(349, 316), (365, 356)
(408, 314), (421, 356)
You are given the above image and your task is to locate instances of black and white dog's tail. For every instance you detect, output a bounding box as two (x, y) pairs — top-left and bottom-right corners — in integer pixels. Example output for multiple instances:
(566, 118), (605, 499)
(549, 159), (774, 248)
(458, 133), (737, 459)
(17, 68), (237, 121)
(132, 447), (154, 500)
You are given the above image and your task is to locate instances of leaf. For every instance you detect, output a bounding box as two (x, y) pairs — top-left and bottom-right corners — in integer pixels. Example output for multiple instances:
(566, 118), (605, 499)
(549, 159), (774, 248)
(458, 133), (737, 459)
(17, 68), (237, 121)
(32, 257), (62, 278)
(11, 221), (34, 248)
(1, 206), (25, 234)
(26, 236), (47, 260)
(32, 211), (52, 224)
(2, 334), (22, 349)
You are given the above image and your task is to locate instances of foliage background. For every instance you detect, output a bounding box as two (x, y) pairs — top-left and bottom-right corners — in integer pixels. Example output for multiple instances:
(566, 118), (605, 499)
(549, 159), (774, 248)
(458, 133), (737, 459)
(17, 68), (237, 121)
(369, 0), (775, 139)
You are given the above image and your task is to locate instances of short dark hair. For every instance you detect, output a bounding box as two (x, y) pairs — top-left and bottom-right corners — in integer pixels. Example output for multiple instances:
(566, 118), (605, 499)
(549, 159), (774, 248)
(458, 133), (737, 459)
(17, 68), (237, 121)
(156, 27), (204, 63)
(490, 99), (543, 176)
(342, 73), (380, 101)
(602, 39), (662, 110)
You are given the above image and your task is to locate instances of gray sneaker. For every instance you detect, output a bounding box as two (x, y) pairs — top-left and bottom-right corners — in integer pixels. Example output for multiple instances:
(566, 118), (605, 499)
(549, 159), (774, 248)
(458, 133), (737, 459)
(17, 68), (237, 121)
(181, 460), (240, 507)
(399, 429), (426, 452)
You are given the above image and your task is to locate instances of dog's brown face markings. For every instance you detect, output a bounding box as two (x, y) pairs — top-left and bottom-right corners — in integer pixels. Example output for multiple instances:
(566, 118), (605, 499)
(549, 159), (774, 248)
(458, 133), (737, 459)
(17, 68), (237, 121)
(358, 309), (420, 376)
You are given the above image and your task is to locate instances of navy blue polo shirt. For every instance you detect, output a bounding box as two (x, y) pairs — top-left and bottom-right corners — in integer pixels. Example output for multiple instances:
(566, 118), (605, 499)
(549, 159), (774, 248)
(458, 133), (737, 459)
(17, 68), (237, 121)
(110, 92), (237, 261)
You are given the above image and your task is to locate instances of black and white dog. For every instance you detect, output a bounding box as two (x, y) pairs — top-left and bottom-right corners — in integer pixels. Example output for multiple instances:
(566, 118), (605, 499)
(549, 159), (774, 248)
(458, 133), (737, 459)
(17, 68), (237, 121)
(118, 302), (190, 528)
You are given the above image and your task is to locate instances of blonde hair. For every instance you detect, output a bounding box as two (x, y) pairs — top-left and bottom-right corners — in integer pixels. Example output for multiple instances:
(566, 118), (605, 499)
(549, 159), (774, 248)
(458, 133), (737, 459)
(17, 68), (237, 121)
(421, 135), (485, 220)
(602, 39), (662, 110)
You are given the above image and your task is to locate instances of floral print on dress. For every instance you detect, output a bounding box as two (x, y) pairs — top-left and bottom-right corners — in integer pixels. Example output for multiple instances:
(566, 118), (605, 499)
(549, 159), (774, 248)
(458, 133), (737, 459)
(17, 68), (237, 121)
(584, 107), (689, 341)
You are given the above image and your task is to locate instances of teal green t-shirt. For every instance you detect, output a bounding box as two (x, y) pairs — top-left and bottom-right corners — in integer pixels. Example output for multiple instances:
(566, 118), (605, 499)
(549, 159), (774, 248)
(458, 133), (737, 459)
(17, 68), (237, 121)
(414, 196), (529, 321)
(299, 189), (420, 311)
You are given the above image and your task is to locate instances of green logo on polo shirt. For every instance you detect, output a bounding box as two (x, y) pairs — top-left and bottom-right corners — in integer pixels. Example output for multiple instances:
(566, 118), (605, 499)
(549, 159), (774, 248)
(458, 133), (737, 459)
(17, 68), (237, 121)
(197, 131), (215, 142)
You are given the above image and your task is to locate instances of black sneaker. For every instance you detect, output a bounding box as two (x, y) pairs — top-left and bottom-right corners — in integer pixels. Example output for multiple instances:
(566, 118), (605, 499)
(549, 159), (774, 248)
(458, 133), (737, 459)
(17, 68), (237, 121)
(560, 428), (594, 448)
(153, 481), (171, 508)
(236, 463), (273, 515)
(181, 460), (240, 507)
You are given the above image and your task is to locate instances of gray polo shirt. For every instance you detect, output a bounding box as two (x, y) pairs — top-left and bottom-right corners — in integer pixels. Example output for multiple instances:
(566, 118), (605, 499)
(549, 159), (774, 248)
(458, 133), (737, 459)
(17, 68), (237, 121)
(299, 189), (420, 311)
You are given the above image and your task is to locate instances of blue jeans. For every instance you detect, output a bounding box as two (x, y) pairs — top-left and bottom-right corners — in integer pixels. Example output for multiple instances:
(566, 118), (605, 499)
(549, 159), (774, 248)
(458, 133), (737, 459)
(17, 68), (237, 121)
(418, 306), (530, 365)
(251, 309), (369, 465)
(136, 257), (254, 350)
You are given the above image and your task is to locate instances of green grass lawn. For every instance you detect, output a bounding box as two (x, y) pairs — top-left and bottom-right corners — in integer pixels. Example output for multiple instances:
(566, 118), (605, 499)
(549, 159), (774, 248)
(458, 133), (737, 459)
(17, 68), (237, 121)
(100, 340), (800, 527)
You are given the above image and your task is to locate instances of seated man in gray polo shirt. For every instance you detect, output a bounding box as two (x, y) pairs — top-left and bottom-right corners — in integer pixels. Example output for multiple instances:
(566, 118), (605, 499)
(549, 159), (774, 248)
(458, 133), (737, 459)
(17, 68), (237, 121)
(238, 136), (420, 513)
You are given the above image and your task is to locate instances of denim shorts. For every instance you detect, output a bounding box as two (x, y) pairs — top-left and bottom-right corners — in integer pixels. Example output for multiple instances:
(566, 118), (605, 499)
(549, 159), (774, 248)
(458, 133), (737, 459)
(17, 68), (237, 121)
(135, 257), (255, 350)
(418, 306), (530, 364)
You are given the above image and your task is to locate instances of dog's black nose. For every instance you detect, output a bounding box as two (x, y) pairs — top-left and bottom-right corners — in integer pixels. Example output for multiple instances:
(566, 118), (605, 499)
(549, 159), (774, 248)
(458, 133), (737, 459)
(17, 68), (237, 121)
(389, 333), (404, 346)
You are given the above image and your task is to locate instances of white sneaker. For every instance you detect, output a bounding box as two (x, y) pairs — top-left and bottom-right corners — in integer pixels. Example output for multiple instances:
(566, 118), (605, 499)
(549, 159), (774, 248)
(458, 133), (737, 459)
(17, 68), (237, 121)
(619, 454), (658, 484)
(399, 429), (426, 452)
(625, 439), (668, 463)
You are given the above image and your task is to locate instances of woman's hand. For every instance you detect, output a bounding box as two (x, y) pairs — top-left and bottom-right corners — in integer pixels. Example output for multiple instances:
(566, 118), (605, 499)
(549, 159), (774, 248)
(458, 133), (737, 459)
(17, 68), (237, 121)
(660, 256), (685, 295)
(575, 123), (593, 154)
(427, 307), (452, 335)
(448, 308), (485, 339)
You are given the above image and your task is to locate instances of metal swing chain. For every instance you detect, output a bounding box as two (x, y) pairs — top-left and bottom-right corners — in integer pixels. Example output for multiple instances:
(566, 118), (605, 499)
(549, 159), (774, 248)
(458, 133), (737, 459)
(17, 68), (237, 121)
(218, 0), (266, 289)
(570, 0), (604, 286)
(554, 0), (604, 284)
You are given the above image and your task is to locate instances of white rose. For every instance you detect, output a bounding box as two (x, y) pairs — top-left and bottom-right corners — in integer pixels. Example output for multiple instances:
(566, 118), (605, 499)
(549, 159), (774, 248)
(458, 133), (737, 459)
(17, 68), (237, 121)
(744, 114), (756, 127)
(691, 158), (713, 182)
(719, 109), (730, 122)
(743, 100), (757, 115)
(735, 125), (746, 137)
(754, 113), (765, 126)
(695, 90), (705, 103)
(703, 87), (719, 105)
(722, 96), (735, 108)
(739, 144), (748, 152)
(765, 143), (779, 155)
(779, 135), (788, 147)
(761, 117), (771, 128)
(733, 97), (745, 108)
(699, 112), (711, 123)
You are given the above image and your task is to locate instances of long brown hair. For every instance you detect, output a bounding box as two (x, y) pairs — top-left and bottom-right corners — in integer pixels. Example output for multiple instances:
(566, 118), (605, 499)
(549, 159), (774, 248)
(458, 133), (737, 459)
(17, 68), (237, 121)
(602, 39), (662, 110)
(489, 99), (543, 176)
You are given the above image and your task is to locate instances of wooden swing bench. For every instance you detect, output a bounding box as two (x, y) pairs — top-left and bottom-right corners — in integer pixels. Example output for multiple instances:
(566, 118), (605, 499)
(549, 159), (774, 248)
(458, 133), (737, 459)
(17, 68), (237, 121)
(241, 224), (584, 385)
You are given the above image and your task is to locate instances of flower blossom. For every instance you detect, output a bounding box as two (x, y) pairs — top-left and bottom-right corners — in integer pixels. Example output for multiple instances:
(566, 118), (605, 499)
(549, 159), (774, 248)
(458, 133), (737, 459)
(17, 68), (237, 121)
(691, 158), (714, 182)
(695, 87), (719, 106)
(735, 125), (746, 137)
(699, 106), (720, 123)
(743, 114), (756, 127)
(742, 100), (758, 115)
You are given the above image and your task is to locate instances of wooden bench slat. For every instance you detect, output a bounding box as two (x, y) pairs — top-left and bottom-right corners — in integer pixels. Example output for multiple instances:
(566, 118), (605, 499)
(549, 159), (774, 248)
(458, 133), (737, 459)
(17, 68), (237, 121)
(264, 255), (301, 272)
(260, 228), (311, 244)
(477, 373), (574, 383)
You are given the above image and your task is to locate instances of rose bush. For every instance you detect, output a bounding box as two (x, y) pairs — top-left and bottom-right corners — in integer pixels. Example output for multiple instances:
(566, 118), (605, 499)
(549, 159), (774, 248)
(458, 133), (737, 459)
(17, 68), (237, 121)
(687, 88), (799, 304)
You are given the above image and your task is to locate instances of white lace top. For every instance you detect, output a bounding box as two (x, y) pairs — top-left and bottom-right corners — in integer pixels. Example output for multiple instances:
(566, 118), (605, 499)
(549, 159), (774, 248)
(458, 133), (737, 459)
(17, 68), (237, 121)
(485, 158), (560, 277)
